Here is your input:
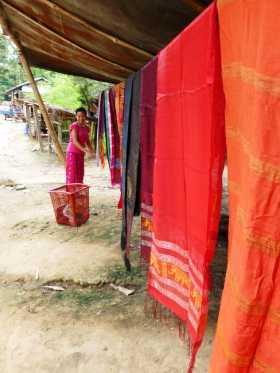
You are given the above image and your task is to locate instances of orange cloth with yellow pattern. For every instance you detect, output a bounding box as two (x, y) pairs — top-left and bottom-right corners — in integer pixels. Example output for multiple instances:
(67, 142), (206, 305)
(210, 1), (280, 371)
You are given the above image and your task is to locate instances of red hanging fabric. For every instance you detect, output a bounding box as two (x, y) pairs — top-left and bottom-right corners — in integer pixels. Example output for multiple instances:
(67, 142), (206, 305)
(115, 83), (125, 209)
(140, 57), (158, 263)
(147, 4), (225, 370)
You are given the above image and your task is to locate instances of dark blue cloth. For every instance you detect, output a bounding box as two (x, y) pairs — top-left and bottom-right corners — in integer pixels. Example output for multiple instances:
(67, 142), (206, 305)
(121, 72), (141, 270)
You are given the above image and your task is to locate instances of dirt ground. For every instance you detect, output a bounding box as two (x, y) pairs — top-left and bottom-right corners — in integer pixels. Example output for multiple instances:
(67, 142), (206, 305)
(0, 119), (227, 373)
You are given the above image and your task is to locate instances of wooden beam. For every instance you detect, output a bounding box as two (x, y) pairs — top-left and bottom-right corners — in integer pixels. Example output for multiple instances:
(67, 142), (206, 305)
(0, 2), (65, 163)
(3, 1), (134, 76)
(16, 28), (122, 82)
(39, 0), (153, 59)
(181, 0), (205, 13)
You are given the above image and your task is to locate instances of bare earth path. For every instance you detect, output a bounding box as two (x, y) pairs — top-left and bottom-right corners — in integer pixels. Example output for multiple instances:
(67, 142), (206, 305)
(0, 120), (227, 373)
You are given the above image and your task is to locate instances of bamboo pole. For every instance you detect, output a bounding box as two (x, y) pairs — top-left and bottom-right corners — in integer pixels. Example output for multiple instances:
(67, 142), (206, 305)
(0, 3), (65, 163)
(19, 55), (65, 161)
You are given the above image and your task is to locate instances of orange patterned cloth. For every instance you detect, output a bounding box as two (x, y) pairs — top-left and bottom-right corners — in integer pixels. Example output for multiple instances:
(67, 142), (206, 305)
(210, 1), (280, 371)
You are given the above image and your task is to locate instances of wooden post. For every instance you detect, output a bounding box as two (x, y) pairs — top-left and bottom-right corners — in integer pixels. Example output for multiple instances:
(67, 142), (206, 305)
(0, 5), (65, 163)
(33, 104), (43, 151)
(25, 104), (31, 137)
(58, 113), (63, 146)
(58, 124), (62, 146)
(54, 120), (63, 146)
(48, 127), (52, 154)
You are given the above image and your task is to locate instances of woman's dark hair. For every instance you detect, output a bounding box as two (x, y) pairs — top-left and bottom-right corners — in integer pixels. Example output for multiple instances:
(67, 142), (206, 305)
(75, 107), (87, 115)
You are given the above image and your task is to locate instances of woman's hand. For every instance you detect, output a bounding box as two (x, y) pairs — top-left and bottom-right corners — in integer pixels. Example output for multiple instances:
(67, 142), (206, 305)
(86, 148), (94, 159)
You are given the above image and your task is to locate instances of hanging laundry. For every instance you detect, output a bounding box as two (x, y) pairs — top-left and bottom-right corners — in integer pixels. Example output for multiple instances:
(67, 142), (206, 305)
(114, 82), (125, 208)
(114, 82), (125, 150)
(121, 76), (133, 239)
(140, 57), (158, 264)
(103, 91), (111, 163)
(147, 3), (225, 371)
(96, 91), (106, 169)
(121, 72), (142, 271)
(96, 88), (121, 186)
(210, 1), (280, 371)
(108, 89), (121, 186)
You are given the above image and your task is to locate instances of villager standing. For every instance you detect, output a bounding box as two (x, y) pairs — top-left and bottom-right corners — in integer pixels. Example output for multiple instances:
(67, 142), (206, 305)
(66, 107), (94, 184)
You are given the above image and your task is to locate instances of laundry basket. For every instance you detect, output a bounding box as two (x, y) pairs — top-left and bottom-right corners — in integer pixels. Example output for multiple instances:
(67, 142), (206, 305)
(49, 183), (90, 227)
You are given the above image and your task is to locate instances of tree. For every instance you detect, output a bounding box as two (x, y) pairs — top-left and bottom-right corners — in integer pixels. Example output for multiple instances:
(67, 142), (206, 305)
(44, 74), (81, 110)
(0, 35), (24, 100)
(73, 77), (111, 110)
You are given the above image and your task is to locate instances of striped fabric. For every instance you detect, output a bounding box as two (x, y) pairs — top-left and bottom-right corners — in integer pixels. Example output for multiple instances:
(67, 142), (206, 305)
(97, 89), (121, 186)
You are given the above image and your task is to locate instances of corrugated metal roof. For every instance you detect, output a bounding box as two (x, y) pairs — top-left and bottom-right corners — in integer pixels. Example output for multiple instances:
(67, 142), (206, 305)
(1, 0), (212, 82)
(5, 77), (47, 94)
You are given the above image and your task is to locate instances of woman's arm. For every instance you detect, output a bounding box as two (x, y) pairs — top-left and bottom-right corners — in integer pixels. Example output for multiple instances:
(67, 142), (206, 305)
(72, 128), (86, 153)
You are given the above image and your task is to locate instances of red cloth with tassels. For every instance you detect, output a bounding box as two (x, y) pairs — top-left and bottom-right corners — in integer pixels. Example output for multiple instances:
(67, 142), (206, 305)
(147, 3), (225, 371)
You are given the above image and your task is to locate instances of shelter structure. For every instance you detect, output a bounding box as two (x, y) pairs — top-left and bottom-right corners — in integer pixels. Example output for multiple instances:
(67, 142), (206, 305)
(2, 1), (280, 372)
(0, 0), (212, 82)
(22, 99), (75, 152)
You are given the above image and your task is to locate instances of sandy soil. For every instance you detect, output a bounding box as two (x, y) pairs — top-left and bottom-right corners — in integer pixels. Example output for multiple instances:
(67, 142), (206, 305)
(0, 119), (227, 373)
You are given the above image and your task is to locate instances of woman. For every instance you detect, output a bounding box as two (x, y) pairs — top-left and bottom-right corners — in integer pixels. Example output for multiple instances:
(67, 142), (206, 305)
(66, 107), (94, 184)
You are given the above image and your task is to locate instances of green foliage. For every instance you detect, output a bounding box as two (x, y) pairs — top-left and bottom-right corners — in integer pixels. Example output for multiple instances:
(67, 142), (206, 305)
(44, 75), (111, 110)
(0, 35), (24, 100)
(43, 74), (81, 110)
(73, 77), (110, 109)
(31, 67), (56, 81)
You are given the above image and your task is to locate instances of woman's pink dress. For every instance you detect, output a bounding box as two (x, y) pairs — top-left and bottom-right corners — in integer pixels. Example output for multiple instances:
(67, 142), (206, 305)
(66, 122), (90, 184)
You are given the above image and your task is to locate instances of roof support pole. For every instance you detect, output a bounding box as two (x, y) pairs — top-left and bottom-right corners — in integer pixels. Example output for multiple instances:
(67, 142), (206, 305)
(0, 2), (65, 163)
(18, 53), (65, 162)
